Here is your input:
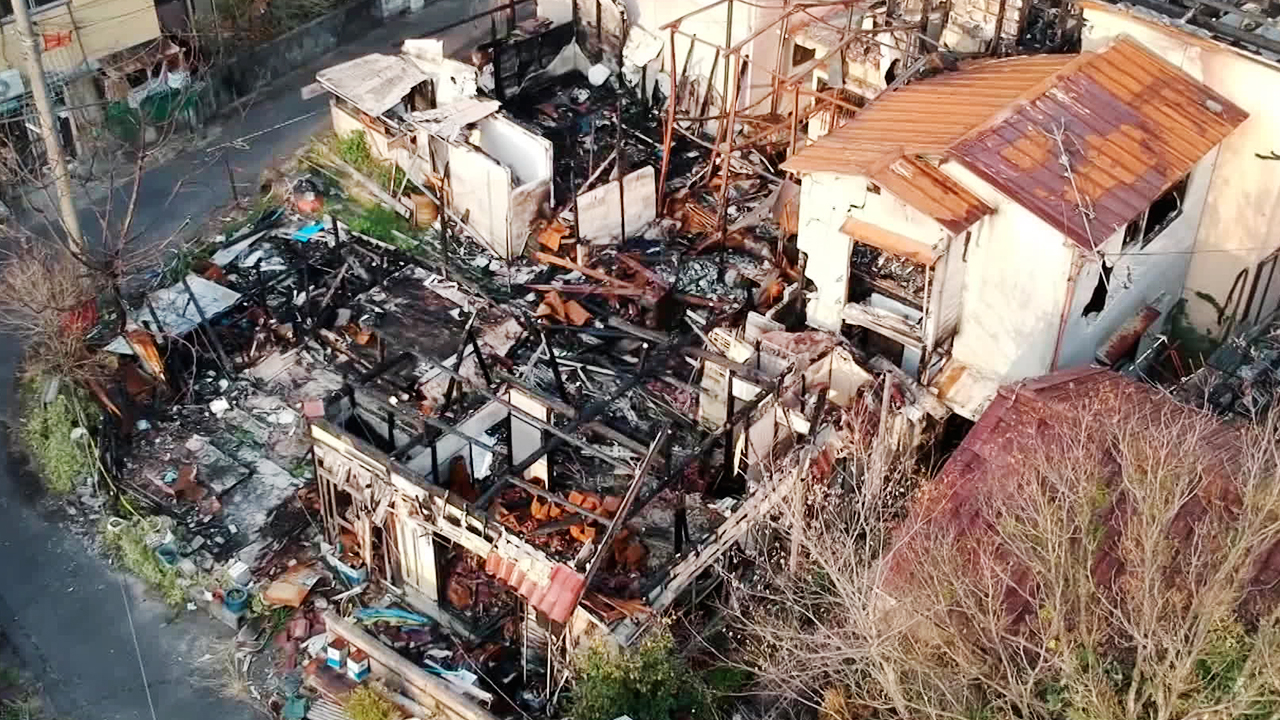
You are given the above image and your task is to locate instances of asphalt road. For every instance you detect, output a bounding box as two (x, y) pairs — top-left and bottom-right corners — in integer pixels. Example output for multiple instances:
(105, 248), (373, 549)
(0, 2), (506, 717)
(63, 0), (503, 252)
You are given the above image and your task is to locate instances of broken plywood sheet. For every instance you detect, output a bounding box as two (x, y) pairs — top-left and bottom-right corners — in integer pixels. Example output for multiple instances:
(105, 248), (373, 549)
(184, 435), (253, 496)
(105, 275), (242, 354)
(447, 144), (514, 258)
(410, 98), (501, 140)
(804, 347), (873, 408)
(929, 357), (998, 421)
(507, 388), (548, 484)
(219, 458), (305, 541)
(577, 166), (656, 244)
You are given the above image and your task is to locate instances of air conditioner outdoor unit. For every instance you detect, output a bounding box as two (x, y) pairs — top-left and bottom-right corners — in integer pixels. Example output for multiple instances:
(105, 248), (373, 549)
(0, 69), (24, 105)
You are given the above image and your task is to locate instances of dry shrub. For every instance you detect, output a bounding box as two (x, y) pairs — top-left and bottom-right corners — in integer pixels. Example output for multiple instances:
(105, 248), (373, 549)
(733, 393), (1280, 720)
(344, 685), (403, 720)
(0, 238), (110, 382)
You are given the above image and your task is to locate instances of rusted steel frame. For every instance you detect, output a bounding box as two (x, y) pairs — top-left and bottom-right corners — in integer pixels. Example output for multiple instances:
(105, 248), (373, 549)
(657, 27), (679, 213)
(771, 0), (792, 115)
(694, 47), (721, 138)
(680, 111), (778, 125)
(775, 22), (921, 90)
(715, 52), (745, 237)
(728, 0), (809, 53)
(525, 283), (652, 296)
(671, 125), (785, 183)
(579, 427), (669, 600)
(789, 83), (801, 159)
(758, 77), (864, 115)
(659, 0), (732, 31)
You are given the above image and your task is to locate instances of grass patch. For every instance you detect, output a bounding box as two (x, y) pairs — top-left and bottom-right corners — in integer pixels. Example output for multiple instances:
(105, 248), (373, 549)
(329, 132), (394, 190)
(101, 517), (189, 608)
(346, 205), (413, 247)
(344, 685), (403, 720)
(0, 696), (46, 720)
(18, 379), (94, 495)
(158, 241), (215, 288)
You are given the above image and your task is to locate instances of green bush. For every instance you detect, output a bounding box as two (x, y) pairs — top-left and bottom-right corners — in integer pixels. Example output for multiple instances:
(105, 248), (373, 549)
(19, 381), (94, 495)
(101, 517), (188, 607)
(334, 131), (375, 170)
(570, 631), (708, 720)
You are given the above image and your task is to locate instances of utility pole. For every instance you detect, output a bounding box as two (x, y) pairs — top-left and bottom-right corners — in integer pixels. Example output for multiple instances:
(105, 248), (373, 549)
(12, 0), (84, 250)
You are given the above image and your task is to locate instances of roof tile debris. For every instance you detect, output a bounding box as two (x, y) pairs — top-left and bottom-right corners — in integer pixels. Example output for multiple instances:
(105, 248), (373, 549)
(484, 551), (585, 625)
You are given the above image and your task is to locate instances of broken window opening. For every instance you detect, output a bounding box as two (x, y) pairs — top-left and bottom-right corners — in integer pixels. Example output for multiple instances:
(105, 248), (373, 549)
(1123, 175), (1189, 250)
(885, 58), (902, 86)
(792, 42), (817, 69)
(849, 242), (927, 309)
(1082, 261), (1114, 318)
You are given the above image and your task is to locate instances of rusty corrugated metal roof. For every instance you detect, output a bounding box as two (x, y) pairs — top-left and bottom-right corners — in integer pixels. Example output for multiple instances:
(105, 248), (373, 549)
(484, 551), (585, 625)
(953, 38), (1247, 248)
(782, 53), (1078, 176)
(868, 155), (993, 234)
(782, 39), (1248, 247)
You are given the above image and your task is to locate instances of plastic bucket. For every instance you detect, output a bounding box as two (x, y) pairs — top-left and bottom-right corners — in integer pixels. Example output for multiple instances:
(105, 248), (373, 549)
(155, 544), (179, 567)
(224, 587), (249, 614)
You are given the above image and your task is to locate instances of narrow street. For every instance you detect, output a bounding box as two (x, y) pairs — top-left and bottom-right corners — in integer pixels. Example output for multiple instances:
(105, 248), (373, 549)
(0, 3), (502, 718)
(76, 0), (504, 250)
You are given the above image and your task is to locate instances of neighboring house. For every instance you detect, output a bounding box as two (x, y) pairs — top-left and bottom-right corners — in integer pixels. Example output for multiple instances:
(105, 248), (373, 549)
(1081, 1), (1280, 341)
(781, 37), (1247, 419)
(0, 0), (163, 169)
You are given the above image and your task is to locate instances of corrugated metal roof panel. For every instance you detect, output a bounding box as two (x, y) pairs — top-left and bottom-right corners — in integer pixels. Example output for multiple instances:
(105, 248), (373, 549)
(781, 53), (1078, 176)
(868, 156), (993, 233)
(485, 551), (585, 625)
(782, 39), (1247, 248)
(952, 38), (1248, 248)
(316, 53), (431, 118)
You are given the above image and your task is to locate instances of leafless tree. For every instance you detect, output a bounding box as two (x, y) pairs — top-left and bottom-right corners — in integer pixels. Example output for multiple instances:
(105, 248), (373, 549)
(0, 36), (237, 383)
(730, 396), (1280, 720)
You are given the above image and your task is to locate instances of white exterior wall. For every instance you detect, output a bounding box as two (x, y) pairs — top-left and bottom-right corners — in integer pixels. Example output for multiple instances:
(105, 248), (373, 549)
(799, 150), (1206, 382)
(1055, 151), (1215, 368)
(625, 0), (783, 110)
(1084, 8), (1280, 334)
(796, 171), (948, 331)
(940, 163), (1077, 380)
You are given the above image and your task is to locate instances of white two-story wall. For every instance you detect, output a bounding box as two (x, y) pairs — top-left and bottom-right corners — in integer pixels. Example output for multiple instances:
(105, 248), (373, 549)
(782, 37), (1247, 418)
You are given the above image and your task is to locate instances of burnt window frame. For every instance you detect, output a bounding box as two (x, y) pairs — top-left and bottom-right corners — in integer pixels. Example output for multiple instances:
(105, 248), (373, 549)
(1123, 174), (1190, 251)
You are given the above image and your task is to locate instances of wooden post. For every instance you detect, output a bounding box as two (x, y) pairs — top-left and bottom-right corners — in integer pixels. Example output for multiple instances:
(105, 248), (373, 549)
(788, 451), (808, 572)
(788, 83), (801, 160)
(657, 28), (679, 214)
(616, 99), (626, 242)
